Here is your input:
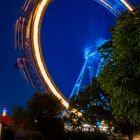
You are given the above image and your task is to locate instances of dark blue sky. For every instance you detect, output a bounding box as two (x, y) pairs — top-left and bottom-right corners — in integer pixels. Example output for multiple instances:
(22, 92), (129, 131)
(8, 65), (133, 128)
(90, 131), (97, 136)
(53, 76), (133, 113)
(0, 0), (139, 115)
(41, 0), (115, 99)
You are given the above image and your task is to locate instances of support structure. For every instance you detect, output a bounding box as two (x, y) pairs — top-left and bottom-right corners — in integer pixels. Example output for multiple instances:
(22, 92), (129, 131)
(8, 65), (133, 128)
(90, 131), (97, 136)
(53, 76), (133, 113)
(70, 40), (106, 98)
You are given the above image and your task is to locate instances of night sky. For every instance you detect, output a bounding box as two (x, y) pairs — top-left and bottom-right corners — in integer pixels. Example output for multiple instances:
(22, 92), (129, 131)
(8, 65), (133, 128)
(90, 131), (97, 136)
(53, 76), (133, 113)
(0, 0), (139, 115)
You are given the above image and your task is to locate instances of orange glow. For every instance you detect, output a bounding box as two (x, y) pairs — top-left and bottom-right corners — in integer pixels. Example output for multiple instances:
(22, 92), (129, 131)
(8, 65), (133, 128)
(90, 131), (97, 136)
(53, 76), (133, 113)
(32, 0), (69, 108)
(120, 0), (133, 11)
(2, 108), (6, 117)
(29, 0), (133, 117)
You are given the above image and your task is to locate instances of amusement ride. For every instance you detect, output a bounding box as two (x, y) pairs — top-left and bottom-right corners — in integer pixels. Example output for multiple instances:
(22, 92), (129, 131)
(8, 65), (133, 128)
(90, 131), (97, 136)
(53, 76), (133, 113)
(15, 0), (133, 113)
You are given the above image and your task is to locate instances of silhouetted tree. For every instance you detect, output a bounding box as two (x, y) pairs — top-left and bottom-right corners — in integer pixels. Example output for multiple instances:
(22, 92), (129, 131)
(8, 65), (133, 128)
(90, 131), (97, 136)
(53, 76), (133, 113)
(67, 78), (112, 131)
(98, 7), (140, 140)
(12, 106), (27, 127)
(26, 92), (64, 139)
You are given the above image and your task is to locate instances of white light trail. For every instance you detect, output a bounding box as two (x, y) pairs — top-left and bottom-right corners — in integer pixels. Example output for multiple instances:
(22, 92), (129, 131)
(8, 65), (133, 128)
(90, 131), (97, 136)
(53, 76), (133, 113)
(99, 0), (114, 10)
(120, 0), (133, 11)
(32, 0), (69, 108)
(31, 0), (133, 117)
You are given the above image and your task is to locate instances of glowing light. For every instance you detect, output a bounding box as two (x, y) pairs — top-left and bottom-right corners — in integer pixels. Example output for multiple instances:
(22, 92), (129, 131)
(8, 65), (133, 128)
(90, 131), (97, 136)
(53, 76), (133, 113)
(26, 0), (133, 117)
(2, 108), (7, 117)
(96, 0), (118, 16)
(120, 0), (133, 11)
(99, 0), (114, 11)
(84, 47), (92, 59)
(30, 0), (83, 117)
(83, 124), (90, 127)
(32, 0), (69, 108)
(71, 109), (82, 117)
(100, 120), (108, 131)
(95, 38), (108, 49)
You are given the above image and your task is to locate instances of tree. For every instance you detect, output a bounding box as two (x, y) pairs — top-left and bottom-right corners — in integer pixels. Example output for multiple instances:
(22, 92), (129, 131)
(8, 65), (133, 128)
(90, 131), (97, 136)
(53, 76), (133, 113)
(112, 119), (139, 140)
(12, 106), (27, 127)
(67, 78), (112, 131)
(26, 92), (63, 125)
(26, 92), (64, 139)
(98, 8), (140, 140)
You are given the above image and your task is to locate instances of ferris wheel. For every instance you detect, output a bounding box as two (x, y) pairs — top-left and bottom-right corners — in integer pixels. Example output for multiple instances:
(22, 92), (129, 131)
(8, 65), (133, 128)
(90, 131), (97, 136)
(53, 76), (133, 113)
(15, 0), (133, 110)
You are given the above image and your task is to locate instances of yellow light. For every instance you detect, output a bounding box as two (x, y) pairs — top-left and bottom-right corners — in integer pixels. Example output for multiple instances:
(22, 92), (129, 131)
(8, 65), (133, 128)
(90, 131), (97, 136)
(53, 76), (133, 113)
(71, 109), (82, 117)
(120, 0), (133, 11)
(2, 108), (7, 117)
(31, 0), (82, 117)
(32, 0), (69, 108)
(30, 0), (132, 117)
(2, 112), (6, 117)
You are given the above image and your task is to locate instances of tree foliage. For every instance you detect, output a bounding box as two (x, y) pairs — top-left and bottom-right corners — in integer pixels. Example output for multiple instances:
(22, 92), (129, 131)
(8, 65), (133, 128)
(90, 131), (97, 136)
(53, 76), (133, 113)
(12, 106), (27, 127)
(26, 92), (63, 128)
(98, 9), (140, 126)
(68, 78), (112, 129)
(12, 93), (65, 139)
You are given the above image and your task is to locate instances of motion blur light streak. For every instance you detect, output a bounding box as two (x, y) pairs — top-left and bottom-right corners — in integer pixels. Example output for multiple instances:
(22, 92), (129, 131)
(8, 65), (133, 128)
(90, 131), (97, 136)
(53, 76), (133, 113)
(32, 0), (133, 107)
(32, 0), (69, 108)
(15, 0), (133, 116)
(120, 0), (133, 11)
